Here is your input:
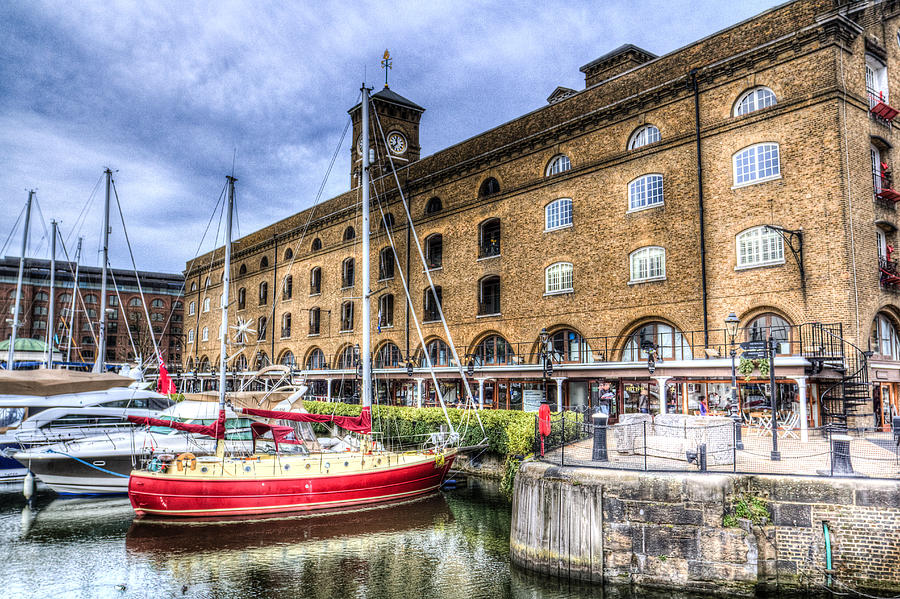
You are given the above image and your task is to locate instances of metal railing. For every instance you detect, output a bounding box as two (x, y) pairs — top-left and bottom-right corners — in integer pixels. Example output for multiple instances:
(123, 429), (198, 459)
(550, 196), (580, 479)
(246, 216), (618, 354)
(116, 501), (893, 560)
(534, 408), (900, 479)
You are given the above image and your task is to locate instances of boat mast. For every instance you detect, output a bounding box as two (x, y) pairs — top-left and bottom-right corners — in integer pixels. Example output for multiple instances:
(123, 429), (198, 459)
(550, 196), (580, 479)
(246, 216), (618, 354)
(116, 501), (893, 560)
(217, 175), (236, 455)
(65, 237), (83, 364)
(45, 219), (57, 368)
(361, 85), (372, 409)
(6, 190), (33, 371)
(93, 168), (112, 374)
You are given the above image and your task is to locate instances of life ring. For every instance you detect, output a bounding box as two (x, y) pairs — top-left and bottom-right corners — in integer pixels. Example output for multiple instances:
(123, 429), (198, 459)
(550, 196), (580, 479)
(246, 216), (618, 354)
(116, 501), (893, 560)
(175, 452), (197, 472)
(434, 453), (445, 468)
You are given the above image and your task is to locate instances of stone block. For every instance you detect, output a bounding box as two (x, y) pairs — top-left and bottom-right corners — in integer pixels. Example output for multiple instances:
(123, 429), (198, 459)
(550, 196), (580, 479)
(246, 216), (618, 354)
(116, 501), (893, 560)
(772, 503), (811, 527)
(699, 529), (754, 564)
(603, 496), (625, 521)
(854, 485), (900, 508)
(625, 502), (703, 526)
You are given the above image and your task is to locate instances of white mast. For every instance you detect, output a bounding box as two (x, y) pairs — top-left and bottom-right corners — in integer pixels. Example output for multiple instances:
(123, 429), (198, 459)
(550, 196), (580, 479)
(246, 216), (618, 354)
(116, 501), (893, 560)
(45, 219), (57, 368)
(216, 175), (236, 455)
(360, 85), (372, 409)
(6, 190), (33, 370)
(66, 237), (83, 364)
(93, 168), (112, 373)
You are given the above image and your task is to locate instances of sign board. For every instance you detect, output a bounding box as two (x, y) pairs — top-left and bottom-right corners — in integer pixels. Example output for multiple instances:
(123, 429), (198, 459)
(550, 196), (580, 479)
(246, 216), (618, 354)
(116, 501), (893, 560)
(739, 340), (768, 351)
(523, 389), (545, 412)
(741, 350), (769, 360)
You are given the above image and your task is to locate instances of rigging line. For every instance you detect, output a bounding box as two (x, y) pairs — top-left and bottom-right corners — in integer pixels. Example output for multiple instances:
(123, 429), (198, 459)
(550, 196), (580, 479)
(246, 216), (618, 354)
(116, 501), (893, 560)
(107, 265), (139, 364)
(111, 178), (162, 366)
(31, 194), (52, 258)
(0, 203), (25, 257)
(372, 104), (485, 437)
(64, 173), (103, 248)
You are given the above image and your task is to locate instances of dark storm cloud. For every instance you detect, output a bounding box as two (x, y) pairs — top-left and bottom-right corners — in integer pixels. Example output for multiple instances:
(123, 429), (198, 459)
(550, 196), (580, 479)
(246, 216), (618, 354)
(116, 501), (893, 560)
(0, 0), (780, 272)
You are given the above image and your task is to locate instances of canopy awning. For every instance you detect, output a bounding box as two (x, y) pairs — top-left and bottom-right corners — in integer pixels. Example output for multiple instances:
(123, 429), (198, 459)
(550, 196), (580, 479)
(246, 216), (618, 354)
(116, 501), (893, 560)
(0, 369), (133, 396)
(237, 406), (371, 433)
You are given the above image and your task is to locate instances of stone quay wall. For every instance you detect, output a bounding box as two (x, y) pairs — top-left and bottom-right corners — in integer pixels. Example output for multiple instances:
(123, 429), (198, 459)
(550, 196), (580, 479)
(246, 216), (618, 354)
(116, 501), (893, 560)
(510, 461), (900, 596)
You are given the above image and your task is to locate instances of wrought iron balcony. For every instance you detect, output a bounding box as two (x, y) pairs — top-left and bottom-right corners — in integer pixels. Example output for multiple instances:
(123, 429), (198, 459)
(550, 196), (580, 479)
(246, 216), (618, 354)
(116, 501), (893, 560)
(880, 257), (900, 289)
(478, 241), (501, 259)
(875, 173), (900, 203)
(868, 88), (899, 122)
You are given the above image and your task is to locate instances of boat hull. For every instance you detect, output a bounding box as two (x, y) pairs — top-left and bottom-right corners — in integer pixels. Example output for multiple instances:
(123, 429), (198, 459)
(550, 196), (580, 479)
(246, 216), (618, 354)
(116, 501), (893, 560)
(129, 450), (456, 518)
(23, 454), (138, 495)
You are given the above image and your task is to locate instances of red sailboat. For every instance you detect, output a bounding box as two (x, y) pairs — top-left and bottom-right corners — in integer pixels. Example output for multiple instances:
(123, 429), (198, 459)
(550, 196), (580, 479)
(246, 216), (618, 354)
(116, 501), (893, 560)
(128, 85), (461, 518)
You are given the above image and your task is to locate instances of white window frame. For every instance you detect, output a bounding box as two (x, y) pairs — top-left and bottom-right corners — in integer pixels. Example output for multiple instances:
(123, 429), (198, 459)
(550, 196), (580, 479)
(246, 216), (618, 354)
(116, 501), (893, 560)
(546, 155), (571, 176)
(732, 143), (781, 188)
(734, 86), (777, 116)
(201, 327), (209, 342)
(188, 329), (194, 344)
(627, 125), (660, 150)
(866, 54), (889, 106)
(545, 198), (573, 231)
(627, 174), (664, 212)
(202, 297), (210, 312)
(188, 301), (195, 316)
(872, 145), (884, 194)
(877, 229), (888, 261)
(735, 226), (785, 270)
(629, 246), (666, 283)
(544, 262), (574, 295)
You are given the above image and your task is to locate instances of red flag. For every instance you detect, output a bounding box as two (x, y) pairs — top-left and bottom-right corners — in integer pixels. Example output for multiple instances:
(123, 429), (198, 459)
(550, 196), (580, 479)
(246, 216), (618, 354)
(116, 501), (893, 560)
(157, 360), (176, 395)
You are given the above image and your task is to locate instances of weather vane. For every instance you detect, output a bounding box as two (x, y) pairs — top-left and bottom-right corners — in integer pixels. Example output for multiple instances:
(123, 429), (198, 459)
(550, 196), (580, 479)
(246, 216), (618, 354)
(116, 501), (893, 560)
(381, 49), (392, 88)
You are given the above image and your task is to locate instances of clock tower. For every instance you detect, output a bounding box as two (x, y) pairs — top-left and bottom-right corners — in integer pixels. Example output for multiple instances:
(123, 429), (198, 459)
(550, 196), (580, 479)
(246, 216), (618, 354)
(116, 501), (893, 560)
(349, 85), (425, 187)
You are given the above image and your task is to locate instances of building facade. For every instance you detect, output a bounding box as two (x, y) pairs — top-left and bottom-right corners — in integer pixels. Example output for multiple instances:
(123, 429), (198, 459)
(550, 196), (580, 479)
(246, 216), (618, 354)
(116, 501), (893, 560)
(186, 0), (900, 430)
(0, 257), (185, 370)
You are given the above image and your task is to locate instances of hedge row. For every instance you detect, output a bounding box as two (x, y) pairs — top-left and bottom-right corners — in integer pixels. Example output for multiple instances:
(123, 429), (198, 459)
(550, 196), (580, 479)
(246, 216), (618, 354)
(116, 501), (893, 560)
(300, 401), (538, 457)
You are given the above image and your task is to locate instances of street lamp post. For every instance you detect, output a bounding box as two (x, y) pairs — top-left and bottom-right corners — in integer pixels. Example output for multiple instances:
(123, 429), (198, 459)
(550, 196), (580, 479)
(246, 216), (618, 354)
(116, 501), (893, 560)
(725, 312), (744, 450)
(539, 328), (552, 407)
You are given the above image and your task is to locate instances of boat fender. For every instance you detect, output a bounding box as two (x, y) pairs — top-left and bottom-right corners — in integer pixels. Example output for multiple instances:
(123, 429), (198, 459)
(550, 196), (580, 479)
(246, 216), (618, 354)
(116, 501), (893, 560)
(435, 453), (445, 468)
(175, 452), (197, 472)
(23, 471), (34, 500)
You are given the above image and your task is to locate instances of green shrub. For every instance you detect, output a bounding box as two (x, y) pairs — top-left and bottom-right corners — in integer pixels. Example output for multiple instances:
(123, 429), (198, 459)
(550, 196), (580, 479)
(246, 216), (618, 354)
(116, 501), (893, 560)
(723, 493), (770, 527)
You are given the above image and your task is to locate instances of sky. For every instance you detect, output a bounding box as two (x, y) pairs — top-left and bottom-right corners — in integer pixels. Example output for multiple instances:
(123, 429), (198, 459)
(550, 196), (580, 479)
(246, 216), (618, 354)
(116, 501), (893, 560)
(0, 0), (783, 275)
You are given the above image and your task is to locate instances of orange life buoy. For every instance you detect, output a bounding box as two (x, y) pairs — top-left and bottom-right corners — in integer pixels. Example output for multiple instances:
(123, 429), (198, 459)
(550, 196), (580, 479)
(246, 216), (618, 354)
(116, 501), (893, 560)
(175, 452), (197, 472)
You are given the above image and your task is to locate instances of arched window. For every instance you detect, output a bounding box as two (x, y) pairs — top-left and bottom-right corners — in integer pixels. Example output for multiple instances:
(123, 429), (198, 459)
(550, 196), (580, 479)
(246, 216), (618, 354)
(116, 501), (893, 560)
(311, 238), (322, 251)
(237, 287), (246, 310)
(234, 354), (248, 371)
(747, 313), (792, 352)
(479, 218), (501, 258)
(58, 293), (71, 304)
(425, 234), (442, 269)
(338, 345), (357, 369)
(379, 294), (394, 328)
(629, 247), (666, 283)
(282, 275), (293, 300)
(257, 316), (267, 340)
(342, 258), (355, 287)
(736, 226), (784, 269)
(474, 335), (514, 365)
(258, 281), (268, 305)
(628, 174), (664, 211)
(419, 339), (451, 367)
(425, 197), (442, 214)
(201, 326), (209, 342)
(479, 276), (500, 315)
(734, 86), (777, 116)
(308, 307), (321, 335)
(343, 226), (356, 241)
(281, 312), (291, 338)
(380, 213), (395, 230)
(733, 143), (780, 187)
(306, 348), (326, 369)
(310, 267), (322, 294)
(202, 297), (210, 312)
(621, 322), (692, 361)
(871, 313), (900, 360)
(423, 286), (443, 322)
(254, 351), (269, 370)
(186, 357), (194, 370)
(85, 294), (98, 304)
(379, 247), (395, 280)
(546, 155), (571, 176)
(628, 125), (660, 150)
(260, 256), (269, 269)
(188, 329), (195, 343)
(545, 262), (574, 294)
(479, 177), (500, 197)
(279, 351), (295, 368)
(547, 329), (594, 363)
(545, 198), (573, 231)
(190, 282), (197, 292)
(375, 343), (401, 368)
(150, 299), (165, 308)
(204, 276), (210, 288)
(239, 263), (247, 276)
(34, 291), (48, 302)
(199, 356), (210, 371)
(340, 301), (354, 331)
(284, 248), (293, 261)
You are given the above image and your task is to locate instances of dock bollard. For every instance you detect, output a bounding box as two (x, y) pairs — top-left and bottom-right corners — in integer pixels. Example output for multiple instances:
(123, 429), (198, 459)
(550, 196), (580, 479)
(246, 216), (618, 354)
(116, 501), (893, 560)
(830, 434), (854, 475)
(592, 413), (609, 462)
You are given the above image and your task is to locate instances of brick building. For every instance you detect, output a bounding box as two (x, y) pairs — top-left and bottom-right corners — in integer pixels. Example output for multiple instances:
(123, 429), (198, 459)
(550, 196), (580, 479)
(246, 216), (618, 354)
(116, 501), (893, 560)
(0, 256), (185, 370)
(185, 0), (900, 431)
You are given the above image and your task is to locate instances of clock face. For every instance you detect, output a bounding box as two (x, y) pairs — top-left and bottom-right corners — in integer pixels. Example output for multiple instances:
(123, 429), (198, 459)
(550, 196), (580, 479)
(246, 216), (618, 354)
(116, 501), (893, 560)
(387, 132), (407, 155)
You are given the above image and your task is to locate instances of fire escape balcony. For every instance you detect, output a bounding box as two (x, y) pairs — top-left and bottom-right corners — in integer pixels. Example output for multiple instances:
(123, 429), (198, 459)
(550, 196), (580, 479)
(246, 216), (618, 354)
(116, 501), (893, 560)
(875, 173), (900, 203)
(879, 257), (900, 290)
(868, 88), (899, 122)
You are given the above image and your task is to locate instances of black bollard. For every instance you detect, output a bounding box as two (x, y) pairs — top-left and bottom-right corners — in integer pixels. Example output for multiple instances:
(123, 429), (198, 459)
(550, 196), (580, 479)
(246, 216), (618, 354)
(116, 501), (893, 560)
(830, 434), (854, 475)
(699, 443), (707, 472)
(592, 413), (609, 462)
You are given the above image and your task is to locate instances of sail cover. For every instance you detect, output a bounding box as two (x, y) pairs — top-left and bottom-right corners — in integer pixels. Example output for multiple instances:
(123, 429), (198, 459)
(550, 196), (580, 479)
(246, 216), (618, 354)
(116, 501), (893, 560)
(237, 406), (371, 433)
(127, 409), (227, 439)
